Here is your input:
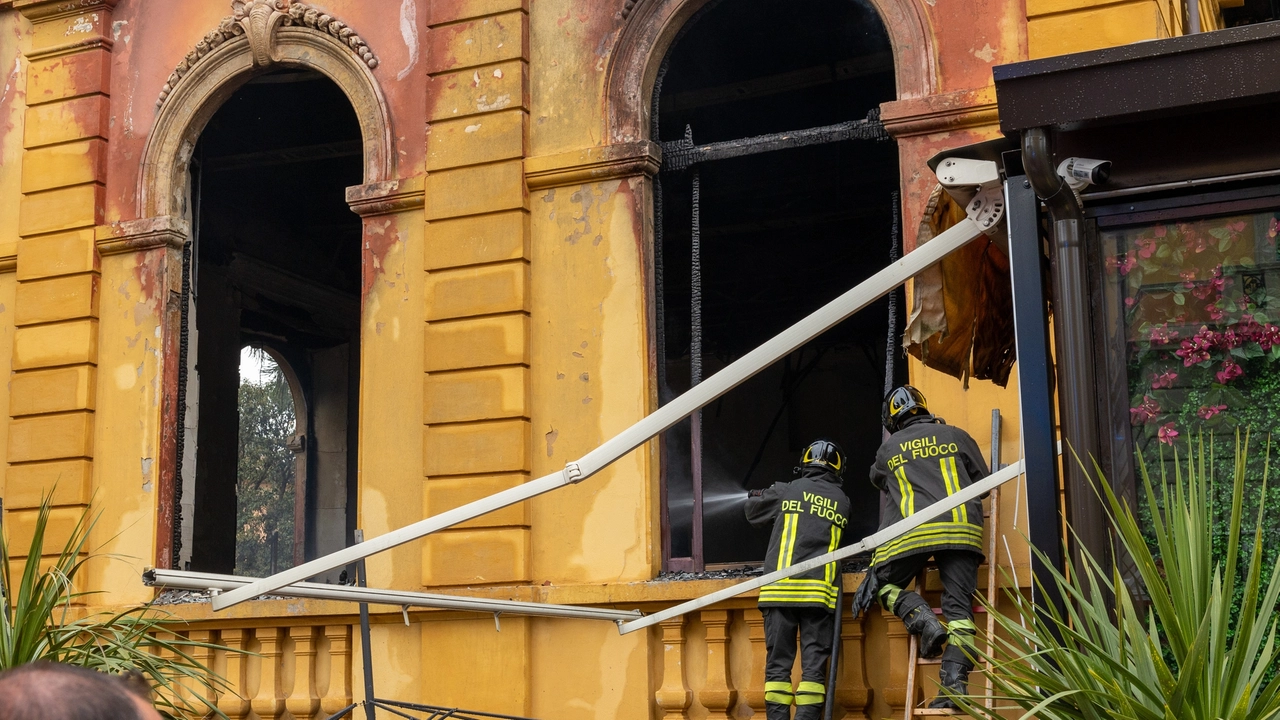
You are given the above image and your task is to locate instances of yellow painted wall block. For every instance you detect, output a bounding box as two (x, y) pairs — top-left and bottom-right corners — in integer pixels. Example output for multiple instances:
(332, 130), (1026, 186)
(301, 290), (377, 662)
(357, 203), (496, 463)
(18, 184), (103, 236)
(427, 59), (527, 122)
(14, 319), (99, 369)
(20, 139), (107, 194)
(425, 261), (529, 320)
(427, 110), (526, 171)
(425, 313), (529, 371)
(16, 229), (97, 280)
(428, 0), (528, 26)
(425, 11), (528, 75)
(422, 527), (530, 584)
(5, 506), (86, 558)
(11, 365), (96, 416)
(426, 211), (529, 270)
(419, 617), (530, 717)
(9, 411), (94, 463)
(423, 473), (530, 528)
(1026, 0), (1136, 16)
(23, 96), (110, 149)
(424, 160), (527, 221)
(1029, 1), (1162, 58)
(424, 419), (530, 475)
(424, 366), (529, 424)
(5, 459), (94, 509)
(15, 273), (98, 325)
(24, 49), (110, 107)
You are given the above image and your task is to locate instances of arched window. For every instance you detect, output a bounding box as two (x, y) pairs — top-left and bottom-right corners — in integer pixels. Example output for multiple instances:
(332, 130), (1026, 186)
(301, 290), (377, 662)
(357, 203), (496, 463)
(176, 69), (362, 578)
(654, 0), (903, 570)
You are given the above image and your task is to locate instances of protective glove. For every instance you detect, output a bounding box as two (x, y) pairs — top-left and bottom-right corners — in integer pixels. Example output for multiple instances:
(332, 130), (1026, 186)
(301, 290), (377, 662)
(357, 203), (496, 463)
(747, 488), (765, 498)
(851, 568), (880, 617)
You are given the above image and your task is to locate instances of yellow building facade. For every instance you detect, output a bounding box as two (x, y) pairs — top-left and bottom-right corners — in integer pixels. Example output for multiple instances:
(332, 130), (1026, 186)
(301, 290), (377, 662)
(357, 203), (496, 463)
(0, 0), (1235, 717)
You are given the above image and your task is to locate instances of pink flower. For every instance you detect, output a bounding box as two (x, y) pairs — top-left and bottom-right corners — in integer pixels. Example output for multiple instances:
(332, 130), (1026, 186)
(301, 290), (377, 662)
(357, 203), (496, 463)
(1107, 251), (1137, 276)
(1197, 404), (1228, 420)
(1216, 359), (1244, 384)
(1148, 324), (1180, 344)
(1158, 422), (1179, 446)
(1154, 225), (1168, 238)
(1206, 303), (1225, 321)
(1151, 371), (1178, 389)
(1180, 269), (1198, 288)
(1130, 395), (1161, 425)
(1136, 236), (1158, 259)
(1125, 297), (1136, 308)
(1269, 217), (1279, 240)
(1176, 326), (1215, 366)
(1229, 220), (1246, 234)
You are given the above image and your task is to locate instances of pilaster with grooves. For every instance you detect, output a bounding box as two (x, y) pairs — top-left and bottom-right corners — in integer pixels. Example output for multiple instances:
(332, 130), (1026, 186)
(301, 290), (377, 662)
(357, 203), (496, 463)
(421, 0), (533, 588)
(6, 0), (114, 569)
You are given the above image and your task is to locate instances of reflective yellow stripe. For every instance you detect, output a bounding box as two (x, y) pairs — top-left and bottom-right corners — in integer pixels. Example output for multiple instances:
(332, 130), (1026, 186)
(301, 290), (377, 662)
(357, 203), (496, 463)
(895, 466), (914, 516)
(777, 513), (799, 571)
(796, 694), (825, 705)
(824, 524), (841, 585)
(765, 692), (795, 705)
(871, 521), (983, 564)
(765, 682), (794, 692)
(940, 457), (960, 523)
(797, 681), (825, 693)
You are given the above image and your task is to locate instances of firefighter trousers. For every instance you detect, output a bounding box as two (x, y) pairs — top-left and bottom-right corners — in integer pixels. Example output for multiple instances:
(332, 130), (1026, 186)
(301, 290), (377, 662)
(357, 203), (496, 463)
(763, 607), (834, 720)
(874, 549), (981, 624)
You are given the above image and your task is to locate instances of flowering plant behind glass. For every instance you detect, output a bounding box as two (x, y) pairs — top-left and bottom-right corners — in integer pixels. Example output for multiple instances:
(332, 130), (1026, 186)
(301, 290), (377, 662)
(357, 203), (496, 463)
(1107, 212), (1280, 446)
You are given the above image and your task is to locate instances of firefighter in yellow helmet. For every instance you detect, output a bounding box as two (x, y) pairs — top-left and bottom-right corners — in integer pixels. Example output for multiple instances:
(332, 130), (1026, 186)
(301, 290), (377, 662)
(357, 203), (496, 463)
(744, 439), (850, 720)
(853, 386), (989, 710)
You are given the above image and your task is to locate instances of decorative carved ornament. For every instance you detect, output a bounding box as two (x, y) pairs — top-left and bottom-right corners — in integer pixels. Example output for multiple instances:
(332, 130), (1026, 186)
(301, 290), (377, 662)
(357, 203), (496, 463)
(155, 0), (378, 109)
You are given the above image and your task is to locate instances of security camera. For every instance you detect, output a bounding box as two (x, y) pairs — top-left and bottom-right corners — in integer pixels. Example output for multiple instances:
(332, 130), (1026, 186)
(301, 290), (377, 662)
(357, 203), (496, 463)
(1056, 157), (1112, 191)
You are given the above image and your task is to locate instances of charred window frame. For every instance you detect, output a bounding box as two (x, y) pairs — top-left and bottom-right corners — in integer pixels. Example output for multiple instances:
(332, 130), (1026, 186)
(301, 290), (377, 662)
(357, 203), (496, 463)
(651, 0), (904, 572)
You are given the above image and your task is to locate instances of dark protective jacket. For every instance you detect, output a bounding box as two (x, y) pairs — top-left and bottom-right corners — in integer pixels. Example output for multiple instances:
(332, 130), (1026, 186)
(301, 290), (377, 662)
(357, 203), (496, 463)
(868, 415), (989, 566)
(745, 467), (851, 610)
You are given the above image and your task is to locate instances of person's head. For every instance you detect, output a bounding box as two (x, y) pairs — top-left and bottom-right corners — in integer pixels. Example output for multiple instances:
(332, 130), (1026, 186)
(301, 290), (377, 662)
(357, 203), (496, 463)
(0, 662), (161, 720)
(882, 385), (931, 434)
(797, 439), (846, 478)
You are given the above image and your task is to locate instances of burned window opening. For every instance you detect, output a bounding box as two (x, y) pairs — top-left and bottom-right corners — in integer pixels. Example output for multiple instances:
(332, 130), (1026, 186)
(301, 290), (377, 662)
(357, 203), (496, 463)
(179, 68), (362, 580)
(654, 0), (904, 571)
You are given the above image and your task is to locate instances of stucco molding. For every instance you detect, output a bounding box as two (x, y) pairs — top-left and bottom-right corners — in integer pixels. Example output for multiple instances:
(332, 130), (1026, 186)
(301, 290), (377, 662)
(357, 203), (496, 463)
(525, 141), (662, 190)
(11, 0), (116, 22)
(880, 86), (1000, 138)
(155, 1), (379, 111)
(94, 216), (189, 256)
(606, 0), (938, 144)
(346, 176), (427, 217)
(140, 26), (393, 219)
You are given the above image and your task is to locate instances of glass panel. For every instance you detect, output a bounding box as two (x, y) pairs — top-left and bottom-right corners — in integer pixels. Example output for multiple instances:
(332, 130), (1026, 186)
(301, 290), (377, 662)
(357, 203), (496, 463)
(1100, 209), (1280, 571)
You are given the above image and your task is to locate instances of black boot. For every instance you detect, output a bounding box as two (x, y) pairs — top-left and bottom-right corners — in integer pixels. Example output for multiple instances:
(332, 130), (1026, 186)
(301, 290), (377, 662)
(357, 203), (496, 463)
(928, 646), (975, 710)
(893, 592), (947, 658)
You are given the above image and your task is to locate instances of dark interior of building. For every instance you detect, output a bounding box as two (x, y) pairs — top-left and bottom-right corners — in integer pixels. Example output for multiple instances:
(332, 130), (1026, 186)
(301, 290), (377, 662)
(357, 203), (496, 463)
(656, 0), (904, 566)
(184, 68), (363, 577)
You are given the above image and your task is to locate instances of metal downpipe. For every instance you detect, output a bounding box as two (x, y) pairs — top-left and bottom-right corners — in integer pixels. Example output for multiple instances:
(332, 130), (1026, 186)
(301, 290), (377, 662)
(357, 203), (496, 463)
(1021, 128), (1109, 571)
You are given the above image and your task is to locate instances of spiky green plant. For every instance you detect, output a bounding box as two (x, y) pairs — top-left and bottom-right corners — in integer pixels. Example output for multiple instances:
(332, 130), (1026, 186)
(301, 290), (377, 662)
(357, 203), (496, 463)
(951, 432), (1280, 720)
(0, 493), (235, 718)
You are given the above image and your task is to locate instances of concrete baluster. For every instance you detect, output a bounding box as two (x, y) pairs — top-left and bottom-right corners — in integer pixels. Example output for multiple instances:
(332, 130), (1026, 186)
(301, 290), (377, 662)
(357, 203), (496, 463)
(320, 625), (354, 715)
(698, 610), (737, 719)
(881, 608), (913, 716)
(286, 626), (321, 719)
(185, 629), (218, 715)
(251, 627), (286, 720)
(654, 616), (692, 719)
(741, 609), (767, 716)
(837, 608), (871, 719)
(216, 629), (251, 719)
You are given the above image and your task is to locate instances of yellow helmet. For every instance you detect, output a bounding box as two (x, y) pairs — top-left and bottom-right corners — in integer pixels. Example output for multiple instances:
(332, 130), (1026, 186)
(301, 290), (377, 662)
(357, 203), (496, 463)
(883, 385), (929, 433)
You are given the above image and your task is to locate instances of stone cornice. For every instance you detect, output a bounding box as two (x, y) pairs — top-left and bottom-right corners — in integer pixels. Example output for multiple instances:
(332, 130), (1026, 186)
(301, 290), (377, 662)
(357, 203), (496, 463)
(525, 141), (662, 190)
(12, 0), (115, 22)
(345, 176), (426, 217)
(880, 86), (1000, 138)
(95, 216), (188, 256)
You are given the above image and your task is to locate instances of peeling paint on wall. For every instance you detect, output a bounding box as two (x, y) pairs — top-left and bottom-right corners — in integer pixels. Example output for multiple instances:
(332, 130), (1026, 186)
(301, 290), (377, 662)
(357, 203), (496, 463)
(397, 0), (419, 81)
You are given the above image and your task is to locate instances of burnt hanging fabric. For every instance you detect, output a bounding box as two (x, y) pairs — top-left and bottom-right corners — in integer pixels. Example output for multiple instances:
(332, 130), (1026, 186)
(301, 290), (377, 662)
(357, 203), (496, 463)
(903, 185), (1016, 387)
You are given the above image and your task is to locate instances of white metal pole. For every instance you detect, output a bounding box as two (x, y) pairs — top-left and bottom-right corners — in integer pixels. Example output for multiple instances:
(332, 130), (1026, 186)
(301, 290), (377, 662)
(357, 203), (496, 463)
(615, 459), (1026, 634)
(148, 569), (643, 622)
(212, 217), (986, 611)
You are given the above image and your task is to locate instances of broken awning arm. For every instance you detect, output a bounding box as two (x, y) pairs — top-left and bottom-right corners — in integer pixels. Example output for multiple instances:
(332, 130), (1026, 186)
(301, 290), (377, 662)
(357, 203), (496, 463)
(211, 173), (1004, 611)
(613, 456), (1028, 634)
(146, 569), (643, 623)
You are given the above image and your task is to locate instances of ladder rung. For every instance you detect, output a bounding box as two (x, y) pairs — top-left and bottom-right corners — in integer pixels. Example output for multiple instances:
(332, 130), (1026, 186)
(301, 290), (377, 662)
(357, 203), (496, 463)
(915, 658), (943, 666)
(911, 708), (961, 716)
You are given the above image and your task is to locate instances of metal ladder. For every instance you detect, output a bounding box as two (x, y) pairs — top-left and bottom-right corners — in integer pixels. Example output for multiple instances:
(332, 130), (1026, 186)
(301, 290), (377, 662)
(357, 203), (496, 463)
(903, 410), (1005, 718)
